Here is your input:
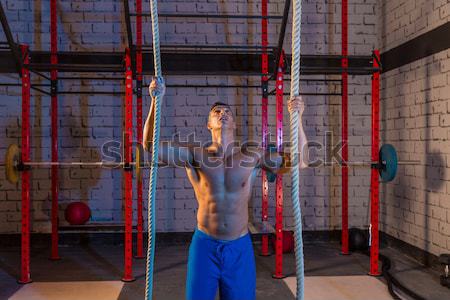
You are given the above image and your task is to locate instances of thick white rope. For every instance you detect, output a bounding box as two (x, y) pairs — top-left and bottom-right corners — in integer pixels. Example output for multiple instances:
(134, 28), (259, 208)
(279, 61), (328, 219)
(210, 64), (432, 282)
(290, 0), (305, 299)
(145, 0), (163, 299)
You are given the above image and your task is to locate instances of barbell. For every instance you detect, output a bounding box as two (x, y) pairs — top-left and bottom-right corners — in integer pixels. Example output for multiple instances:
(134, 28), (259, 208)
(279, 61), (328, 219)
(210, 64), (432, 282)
(3, 143), (148, 184)
(3, 143), (419, 185)
(265, 143), (420, 183)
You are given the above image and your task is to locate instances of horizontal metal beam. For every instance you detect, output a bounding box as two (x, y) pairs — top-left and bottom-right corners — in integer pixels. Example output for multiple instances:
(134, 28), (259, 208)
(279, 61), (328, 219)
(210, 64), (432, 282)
(130, 13), (283, 19)
(58, 223), (137, 232)
(58, 76), (123, 81)
(164, 84), (261, 89)
(29, 63), (123, 72)
(0, 50), (377, 75)
(290, 78), (343, 83)
(270, 92), (343, 96)
(0, 83), (50, 87)
(0, 50), (18, 72)
(143, 44), (278, 50)
(283, 54), (379, 75)
(381, 21), (450, 73)
(57, 91), (124, 95)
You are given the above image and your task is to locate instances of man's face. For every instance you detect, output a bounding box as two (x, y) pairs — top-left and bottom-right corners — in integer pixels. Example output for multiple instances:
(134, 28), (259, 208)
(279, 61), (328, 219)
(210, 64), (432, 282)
(207, 105), (236, 131)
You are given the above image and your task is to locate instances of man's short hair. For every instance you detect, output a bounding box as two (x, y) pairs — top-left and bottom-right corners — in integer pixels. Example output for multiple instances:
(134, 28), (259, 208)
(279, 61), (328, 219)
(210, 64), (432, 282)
(210, 102), (231, 112)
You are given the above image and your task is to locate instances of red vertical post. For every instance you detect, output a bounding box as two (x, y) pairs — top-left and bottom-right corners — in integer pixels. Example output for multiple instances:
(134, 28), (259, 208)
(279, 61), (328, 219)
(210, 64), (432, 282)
(50, 0), (60, 260)
(19, 45), (31, 284)
(369, 50), (381, 276)
(341, 0), (349, 255)
(123, 48), (135, 282)
(260, 0), (270, 257)
(135, 0), (144, 259)
(273, 52), (285, 279)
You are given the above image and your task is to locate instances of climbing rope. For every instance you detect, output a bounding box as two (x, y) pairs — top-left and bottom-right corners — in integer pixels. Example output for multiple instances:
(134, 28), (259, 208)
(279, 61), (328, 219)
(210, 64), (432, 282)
(289, 1), (305, 300)
(145, 0), (163, 299)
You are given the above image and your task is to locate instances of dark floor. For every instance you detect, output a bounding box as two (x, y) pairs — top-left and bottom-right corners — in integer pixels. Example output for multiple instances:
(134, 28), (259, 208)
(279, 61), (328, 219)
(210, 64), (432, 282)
(380, 247), (450, 300)
(0, 240), (449, 300)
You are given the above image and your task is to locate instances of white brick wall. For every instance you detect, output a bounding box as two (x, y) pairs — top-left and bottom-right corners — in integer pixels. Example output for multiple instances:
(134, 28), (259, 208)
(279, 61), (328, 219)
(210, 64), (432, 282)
(378, 0), (450, 52)
(0, 0), (376, 233)
(379, 0), (450, 254)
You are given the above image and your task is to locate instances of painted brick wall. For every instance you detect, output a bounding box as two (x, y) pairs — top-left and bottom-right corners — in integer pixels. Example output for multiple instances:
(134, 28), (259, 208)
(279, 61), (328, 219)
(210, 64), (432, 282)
(378, 0), (450, 255)
(0, 0), (376, 233)
(378, 0), (450, 52)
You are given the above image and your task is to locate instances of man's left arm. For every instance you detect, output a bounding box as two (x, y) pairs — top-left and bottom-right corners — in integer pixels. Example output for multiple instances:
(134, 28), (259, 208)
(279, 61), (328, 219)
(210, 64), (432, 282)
(259, 96), (308, 173)
(296, 96), (308, 169)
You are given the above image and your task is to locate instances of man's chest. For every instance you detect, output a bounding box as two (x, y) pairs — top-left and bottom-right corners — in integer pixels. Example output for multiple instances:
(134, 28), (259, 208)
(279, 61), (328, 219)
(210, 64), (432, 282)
(195, 155), (257, 189)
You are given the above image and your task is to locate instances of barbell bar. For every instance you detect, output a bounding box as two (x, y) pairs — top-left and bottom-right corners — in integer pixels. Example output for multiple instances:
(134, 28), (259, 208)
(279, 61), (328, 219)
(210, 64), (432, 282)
(2, 144), (152, 184)
(266, 143), (420, 183)
(3, 143), (419, 185)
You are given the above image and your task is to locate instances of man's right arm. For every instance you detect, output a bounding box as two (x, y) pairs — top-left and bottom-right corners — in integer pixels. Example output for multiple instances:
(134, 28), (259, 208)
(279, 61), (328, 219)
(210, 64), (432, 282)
(143, 80), (194, 167)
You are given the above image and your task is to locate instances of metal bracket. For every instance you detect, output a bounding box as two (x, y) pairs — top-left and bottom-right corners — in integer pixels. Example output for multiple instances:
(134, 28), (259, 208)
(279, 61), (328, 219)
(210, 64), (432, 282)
(17, 162), (31, 171)
(372, 51), (382, 70)
(50, 79), (58, 96)
(371, 163), (382, 170)
(136, 80), (143, 98)
(262, 80), (269, 98)
(123, 162), (133, 171)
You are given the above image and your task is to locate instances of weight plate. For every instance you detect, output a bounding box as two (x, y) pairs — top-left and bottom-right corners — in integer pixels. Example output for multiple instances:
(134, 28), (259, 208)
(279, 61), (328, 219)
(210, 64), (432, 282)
(5, 144), (21, 184)
(379, 144), (398, 182)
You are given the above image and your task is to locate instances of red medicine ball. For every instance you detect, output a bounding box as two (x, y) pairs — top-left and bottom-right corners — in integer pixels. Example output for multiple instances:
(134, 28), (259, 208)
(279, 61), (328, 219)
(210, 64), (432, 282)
(271, 230), (295, 253)
(65, 202), (91, 225)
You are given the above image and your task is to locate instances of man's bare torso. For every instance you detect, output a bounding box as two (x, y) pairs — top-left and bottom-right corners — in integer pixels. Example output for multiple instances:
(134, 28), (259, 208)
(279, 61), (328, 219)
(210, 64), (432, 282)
(184, 145), (263, 240)
(143, 82), (306, 241)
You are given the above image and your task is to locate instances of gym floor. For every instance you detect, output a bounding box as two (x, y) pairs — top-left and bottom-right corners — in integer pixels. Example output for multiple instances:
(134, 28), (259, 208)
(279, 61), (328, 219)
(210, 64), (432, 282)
(1, 238), (449, 300)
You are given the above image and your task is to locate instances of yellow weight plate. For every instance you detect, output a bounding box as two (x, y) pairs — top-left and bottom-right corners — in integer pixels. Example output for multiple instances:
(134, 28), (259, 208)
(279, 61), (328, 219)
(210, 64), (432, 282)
(5, 144), (21, 184)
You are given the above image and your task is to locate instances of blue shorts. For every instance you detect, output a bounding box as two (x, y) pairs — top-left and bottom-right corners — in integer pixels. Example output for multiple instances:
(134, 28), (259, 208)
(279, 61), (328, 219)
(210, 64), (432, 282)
(186, 228), (256, 300)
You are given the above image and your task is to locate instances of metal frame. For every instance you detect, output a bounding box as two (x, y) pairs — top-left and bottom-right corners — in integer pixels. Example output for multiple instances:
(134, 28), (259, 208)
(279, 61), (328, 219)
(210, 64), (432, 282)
(273, 51), (285, 279)
(260, 0), (270, 257)
(0, 1), (378, 78)
(341, 0), (349, 256)
(370, 50), (381, 276)
(123, 48), (135, 282)
(123, 1), (145, 261)
(19, 45), (31, 284)
(135, 0), (145, 259)
(3, 51), (377, 76)
(50, 0), (60, 261)
(0, 0), (384, 281)
(3, 6), (138, 284)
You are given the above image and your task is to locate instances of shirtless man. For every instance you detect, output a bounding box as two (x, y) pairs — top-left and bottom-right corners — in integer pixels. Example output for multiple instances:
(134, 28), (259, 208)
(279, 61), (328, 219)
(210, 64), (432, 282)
(143, 78), (307, 300)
